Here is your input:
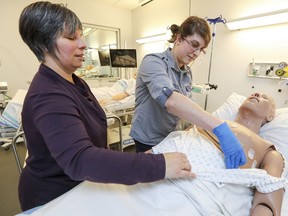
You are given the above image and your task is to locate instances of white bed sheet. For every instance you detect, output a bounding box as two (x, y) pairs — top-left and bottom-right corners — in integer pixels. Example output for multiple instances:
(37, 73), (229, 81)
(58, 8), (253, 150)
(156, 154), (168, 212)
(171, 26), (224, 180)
(17, 177), (288, 216)
(16, 92), (288, 215)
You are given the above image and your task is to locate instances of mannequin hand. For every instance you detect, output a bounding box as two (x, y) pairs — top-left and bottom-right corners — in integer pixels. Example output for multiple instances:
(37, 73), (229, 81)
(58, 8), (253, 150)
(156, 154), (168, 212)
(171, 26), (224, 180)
(213, 122), (247, 169)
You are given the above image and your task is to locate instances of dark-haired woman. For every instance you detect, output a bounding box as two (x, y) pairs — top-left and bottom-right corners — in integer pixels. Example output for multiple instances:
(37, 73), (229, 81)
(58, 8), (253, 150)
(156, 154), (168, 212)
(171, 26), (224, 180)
(18, 1), (195, 211)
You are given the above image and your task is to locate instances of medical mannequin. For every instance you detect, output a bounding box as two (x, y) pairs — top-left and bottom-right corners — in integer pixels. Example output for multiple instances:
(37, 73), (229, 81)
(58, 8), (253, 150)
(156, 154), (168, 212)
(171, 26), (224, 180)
(130, 16), (246, 169)
(92, 75), (136, 106)
(197, 92), (285, 216)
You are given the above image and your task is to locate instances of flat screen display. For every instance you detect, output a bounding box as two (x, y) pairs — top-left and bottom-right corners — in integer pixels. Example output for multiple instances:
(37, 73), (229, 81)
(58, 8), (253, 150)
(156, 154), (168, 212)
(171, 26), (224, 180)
(109, 49), (137, 68)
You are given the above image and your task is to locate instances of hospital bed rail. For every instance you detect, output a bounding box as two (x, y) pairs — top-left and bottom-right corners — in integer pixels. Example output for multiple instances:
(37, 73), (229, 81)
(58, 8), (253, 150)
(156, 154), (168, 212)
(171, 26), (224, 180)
(106, 113), (123, 152)
(11, 129), (26, 173)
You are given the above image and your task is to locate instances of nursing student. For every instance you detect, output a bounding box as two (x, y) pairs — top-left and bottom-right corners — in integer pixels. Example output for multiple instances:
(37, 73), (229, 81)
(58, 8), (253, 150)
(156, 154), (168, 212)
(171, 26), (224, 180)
(18, 1), (194, 211)
(130, 16), (247, 169)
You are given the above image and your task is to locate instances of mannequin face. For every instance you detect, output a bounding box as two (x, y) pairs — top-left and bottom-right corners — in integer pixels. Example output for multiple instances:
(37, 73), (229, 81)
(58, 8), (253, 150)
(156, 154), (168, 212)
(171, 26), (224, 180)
(173, 33), (206, 68)
(239, 93), (275, 123)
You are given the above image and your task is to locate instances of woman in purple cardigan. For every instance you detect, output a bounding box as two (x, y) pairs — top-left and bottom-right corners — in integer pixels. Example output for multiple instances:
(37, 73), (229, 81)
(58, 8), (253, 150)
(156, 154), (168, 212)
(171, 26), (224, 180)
(18, 1), (194, 211)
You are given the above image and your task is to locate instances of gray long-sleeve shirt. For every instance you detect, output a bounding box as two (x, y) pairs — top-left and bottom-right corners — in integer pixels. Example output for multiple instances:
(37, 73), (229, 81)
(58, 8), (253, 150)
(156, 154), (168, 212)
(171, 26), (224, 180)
(130, 48), (193, 146)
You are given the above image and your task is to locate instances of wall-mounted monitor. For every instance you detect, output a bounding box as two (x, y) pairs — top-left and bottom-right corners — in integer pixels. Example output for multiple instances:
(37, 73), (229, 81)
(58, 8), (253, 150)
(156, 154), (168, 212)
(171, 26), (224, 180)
(109, 49), (137, 68)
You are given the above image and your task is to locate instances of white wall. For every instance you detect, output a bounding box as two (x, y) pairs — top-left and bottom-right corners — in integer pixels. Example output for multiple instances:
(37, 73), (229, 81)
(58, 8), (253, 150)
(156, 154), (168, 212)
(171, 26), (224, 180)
(132, 0), (191, 62)
(1, 0), (288, 111)
(0, 0), (132, 96)
(190, 0), (288, 111)
(131, 0), (288, 111)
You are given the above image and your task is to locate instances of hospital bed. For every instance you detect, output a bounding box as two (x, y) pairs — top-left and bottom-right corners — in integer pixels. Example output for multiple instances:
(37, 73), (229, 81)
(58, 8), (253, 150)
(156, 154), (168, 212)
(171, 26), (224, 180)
(106, 113), (135, 151)
(0, 88), (134, 172)
(90, 81), (136, 149)
(0, 89), (26, 172)
(92, 95), (135, 151)
(102, 95), (135, 126)
(16, 92), (288, 216)
(90, 79), (136, 125)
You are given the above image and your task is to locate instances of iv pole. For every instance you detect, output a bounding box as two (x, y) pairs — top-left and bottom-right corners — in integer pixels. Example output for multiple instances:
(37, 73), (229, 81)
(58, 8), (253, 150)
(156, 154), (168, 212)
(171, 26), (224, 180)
(204, 16), (226, 110)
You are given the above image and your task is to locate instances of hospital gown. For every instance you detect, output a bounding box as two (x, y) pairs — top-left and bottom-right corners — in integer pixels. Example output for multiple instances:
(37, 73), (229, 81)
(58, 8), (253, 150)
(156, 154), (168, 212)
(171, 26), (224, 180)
(152, 126), (288, 215)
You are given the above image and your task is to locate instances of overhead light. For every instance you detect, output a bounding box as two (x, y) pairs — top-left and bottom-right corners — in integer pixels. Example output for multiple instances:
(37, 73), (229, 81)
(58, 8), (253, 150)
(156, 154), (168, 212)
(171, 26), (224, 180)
(139, 0), (153, 6)
(226, 8), (288, 30)
(136, 33), (167, 44)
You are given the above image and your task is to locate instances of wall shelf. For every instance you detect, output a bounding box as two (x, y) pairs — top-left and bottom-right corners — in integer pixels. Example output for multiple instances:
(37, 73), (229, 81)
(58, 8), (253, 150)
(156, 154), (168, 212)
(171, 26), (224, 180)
(248, 62), (288, 80)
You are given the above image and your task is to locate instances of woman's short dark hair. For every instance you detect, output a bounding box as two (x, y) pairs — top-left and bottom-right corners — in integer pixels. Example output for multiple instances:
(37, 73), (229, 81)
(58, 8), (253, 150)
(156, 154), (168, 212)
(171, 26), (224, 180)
(19, 1), (82, 62)
(168, 16), (211, 47)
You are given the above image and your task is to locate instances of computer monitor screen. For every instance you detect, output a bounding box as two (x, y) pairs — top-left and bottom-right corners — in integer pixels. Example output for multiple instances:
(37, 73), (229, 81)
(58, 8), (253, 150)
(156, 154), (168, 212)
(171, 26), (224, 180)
(109, 49), (137, 68)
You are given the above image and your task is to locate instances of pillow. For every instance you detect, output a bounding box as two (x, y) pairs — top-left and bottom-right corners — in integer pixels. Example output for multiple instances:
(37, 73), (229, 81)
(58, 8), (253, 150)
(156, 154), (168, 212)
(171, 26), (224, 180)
(260, 107), (288, 161)
(212, 92), (246, 120)
(212, 92), (288, 160)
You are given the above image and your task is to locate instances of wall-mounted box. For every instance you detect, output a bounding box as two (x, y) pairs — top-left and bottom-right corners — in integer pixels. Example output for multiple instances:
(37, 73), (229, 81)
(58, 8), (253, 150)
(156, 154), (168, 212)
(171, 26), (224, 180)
(248, 62), (288, 80)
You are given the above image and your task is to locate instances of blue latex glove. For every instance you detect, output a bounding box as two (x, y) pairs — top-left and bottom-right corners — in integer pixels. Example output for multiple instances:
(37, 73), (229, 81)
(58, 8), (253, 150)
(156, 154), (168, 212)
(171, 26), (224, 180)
(212, 122), (247, 169)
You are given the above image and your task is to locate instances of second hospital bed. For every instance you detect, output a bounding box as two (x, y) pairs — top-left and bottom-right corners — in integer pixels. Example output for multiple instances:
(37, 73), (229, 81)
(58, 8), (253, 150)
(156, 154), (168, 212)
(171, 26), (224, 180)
(16, 92), (288, 216)
(0, 87), (135, 154)
(90, 78), (136, 150)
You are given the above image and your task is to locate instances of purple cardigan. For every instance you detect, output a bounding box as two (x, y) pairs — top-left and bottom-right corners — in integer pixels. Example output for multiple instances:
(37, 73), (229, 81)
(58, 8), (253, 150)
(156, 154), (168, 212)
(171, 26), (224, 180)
(19, 64), (165, 211)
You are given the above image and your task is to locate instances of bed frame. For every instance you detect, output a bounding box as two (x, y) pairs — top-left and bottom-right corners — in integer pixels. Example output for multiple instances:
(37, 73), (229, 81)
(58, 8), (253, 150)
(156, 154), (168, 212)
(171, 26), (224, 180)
(106, 111), (135, 151)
